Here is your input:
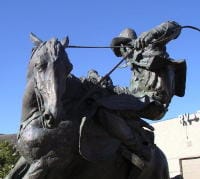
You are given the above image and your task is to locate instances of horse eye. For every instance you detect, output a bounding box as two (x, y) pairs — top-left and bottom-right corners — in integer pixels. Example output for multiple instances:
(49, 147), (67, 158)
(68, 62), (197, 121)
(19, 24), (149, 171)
(35, 61), (47, 72)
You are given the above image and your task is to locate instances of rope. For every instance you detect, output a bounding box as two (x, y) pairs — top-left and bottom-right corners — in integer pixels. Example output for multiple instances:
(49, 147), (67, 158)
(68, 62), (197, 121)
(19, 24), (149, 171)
(74, 48), (135, 110)
(67, 25), (200, 49)
(181, 25), (200, 32)
(67, 45), (133, 49)
(70, 24), (200, 109)
(151, 25), (200, 45)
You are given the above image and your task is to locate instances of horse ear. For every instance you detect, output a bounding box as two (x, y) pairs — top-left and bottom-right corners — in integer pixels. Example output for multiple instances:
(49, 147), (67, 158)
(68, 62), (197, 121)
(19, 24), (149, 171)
(30, 32), (43, 46)
(61, 36), (69, 48)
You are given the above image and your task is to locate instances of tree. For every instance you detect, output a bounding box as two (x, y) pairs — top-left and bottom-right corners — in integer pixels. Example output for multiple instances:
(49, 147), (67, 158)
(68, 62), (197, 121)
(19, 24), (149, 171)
(0, 141), (19, 178)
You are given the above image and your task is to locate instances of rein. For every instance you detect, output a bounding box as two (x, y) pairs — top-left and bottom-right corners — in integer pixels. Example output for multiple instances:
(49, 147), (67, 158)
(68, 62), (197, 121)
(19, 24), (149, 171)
(18, 79), (46, 134)
(33, 77), (46, 128)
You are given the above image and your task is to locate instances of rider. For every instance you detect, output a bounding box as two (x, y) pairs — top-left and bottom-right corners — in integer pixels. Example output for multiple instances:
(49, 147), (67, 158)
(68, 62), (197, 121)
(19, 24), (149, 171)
(93, 21), (186, 163)
(110, 21), (186, 119)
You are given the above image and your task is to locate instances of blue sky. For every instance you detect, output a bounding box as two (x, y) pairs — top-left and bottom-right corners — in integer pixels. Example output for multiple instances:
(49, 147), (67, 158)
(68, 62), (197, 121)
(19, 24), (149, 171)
(0, 0), (200, 134)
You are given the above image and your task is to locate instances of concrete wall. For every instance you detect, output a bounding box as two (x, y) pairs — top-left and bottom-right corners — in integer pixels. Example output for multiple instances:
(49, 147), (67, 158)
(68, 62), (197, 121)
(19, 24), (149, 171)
(152, 110), (200, 178)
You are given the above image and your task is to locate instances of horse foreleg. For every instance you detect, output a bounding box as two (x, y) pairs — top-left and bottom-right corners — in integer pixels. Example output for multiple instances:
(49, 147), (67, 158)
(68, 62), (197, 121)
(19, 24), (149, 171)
(22, 159), (48, 179)
(5, 156), (30, 179)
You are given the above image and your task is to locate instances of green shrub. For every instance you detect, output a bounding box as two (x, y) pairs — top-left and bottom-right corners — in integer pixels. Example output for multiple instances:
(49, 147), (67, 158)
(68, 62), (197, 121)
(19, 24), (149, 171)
(0, 141), (20, 178)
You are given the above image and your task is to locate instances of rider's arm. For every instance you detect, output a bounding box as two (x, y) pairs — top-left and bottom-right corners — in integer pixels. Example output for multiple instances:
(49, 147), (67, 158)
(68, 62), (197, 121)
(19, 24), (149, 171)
(134, 21), (181, 48)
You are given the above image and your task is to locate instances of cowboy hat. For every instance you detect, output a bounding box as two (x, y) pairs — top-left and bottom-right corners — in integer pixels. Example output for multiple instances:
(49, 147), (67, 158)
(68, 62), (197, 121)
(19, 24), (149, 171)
(111, 28), (137, 57)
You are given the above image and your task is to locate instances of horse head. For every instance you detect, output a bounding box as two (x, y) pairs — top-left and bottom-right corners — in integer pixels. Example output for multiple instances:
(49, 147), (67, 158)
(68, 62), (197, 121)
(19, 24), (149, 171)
(28, 33), (73, 128)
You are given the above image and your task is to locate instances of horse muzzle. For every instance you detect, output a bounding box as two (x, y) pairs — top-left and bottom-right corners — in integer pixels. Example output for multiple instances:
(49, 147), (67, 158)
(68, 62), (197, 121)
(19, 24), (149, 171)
(42, 110), (61, 128)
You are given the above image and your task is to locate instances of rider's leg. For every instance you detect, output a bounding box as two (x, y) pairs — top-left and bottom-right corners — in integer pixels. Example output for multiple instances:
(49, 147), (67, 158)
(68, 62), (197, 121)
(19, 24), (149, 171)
(97, 108), (134, 142)
(97, 108), (151, 161)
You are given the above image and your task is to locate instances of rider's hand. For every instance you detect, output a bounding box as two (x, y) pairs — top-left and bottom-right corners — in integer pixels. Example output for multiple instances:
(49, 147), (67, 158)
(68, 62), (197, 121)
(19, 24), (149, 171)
(134, 32), (154, 49)
(119, 44), (132, 56)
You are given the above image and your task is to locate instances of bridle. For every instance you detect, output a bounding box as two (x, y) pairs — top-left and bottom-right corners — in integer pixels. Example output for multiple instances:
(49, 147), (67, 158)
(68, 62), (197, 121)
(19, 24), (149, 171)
(33, 77), (46, 128)
(31, 43), (48, 128)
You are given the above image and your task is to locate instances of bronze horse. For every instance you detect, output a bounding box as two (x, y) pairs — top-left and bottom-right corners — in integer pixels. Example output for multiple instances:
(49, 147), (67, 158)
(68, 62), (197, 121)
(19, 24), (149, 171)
(6, 34), (170, 179)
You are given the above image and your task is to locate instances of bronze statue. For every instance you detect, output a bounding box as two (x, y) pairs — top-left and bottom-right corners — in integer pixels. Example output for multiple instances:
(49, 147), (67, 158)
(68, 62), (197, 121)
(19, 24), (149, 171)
(83, 20), (186, 164)
(6, 21), (186, 179)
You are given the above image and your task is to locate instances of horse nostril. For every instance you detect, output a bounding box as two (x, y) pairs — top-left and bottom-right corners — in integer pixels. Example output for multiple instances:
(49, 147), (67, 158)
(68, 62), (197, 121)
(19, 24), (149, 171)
(42, 112), (57, 128)
(44, 113), (51, 120)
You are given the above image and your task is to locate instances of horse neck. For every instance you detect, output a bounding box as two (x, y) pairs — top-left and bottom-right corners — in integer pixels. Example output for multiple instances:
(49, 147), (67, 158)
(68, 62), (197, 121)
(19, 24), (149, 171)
(62, 74), (89, 118)
(21, 77), (38, 122)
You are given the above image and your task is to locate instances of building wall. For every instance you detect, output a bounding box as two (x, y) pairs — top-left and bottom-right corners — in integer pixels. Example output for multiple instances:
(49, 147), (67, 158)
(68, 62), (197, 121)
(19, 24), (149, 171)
(152, 111), (200, 178)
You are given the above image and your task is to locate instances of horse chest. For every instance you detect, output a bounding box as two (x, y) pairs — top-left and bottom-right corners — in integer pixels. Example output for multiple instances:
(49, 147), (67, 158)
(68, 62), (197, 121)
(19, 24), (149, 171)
(18, 116), (78, 162)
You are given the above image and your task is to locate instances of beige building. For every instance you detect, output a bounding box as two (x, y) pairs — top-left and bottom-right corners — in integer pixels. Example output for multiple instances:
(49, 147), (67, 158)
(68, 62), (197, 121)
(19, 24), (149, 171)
(152, 110), (200, 179)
